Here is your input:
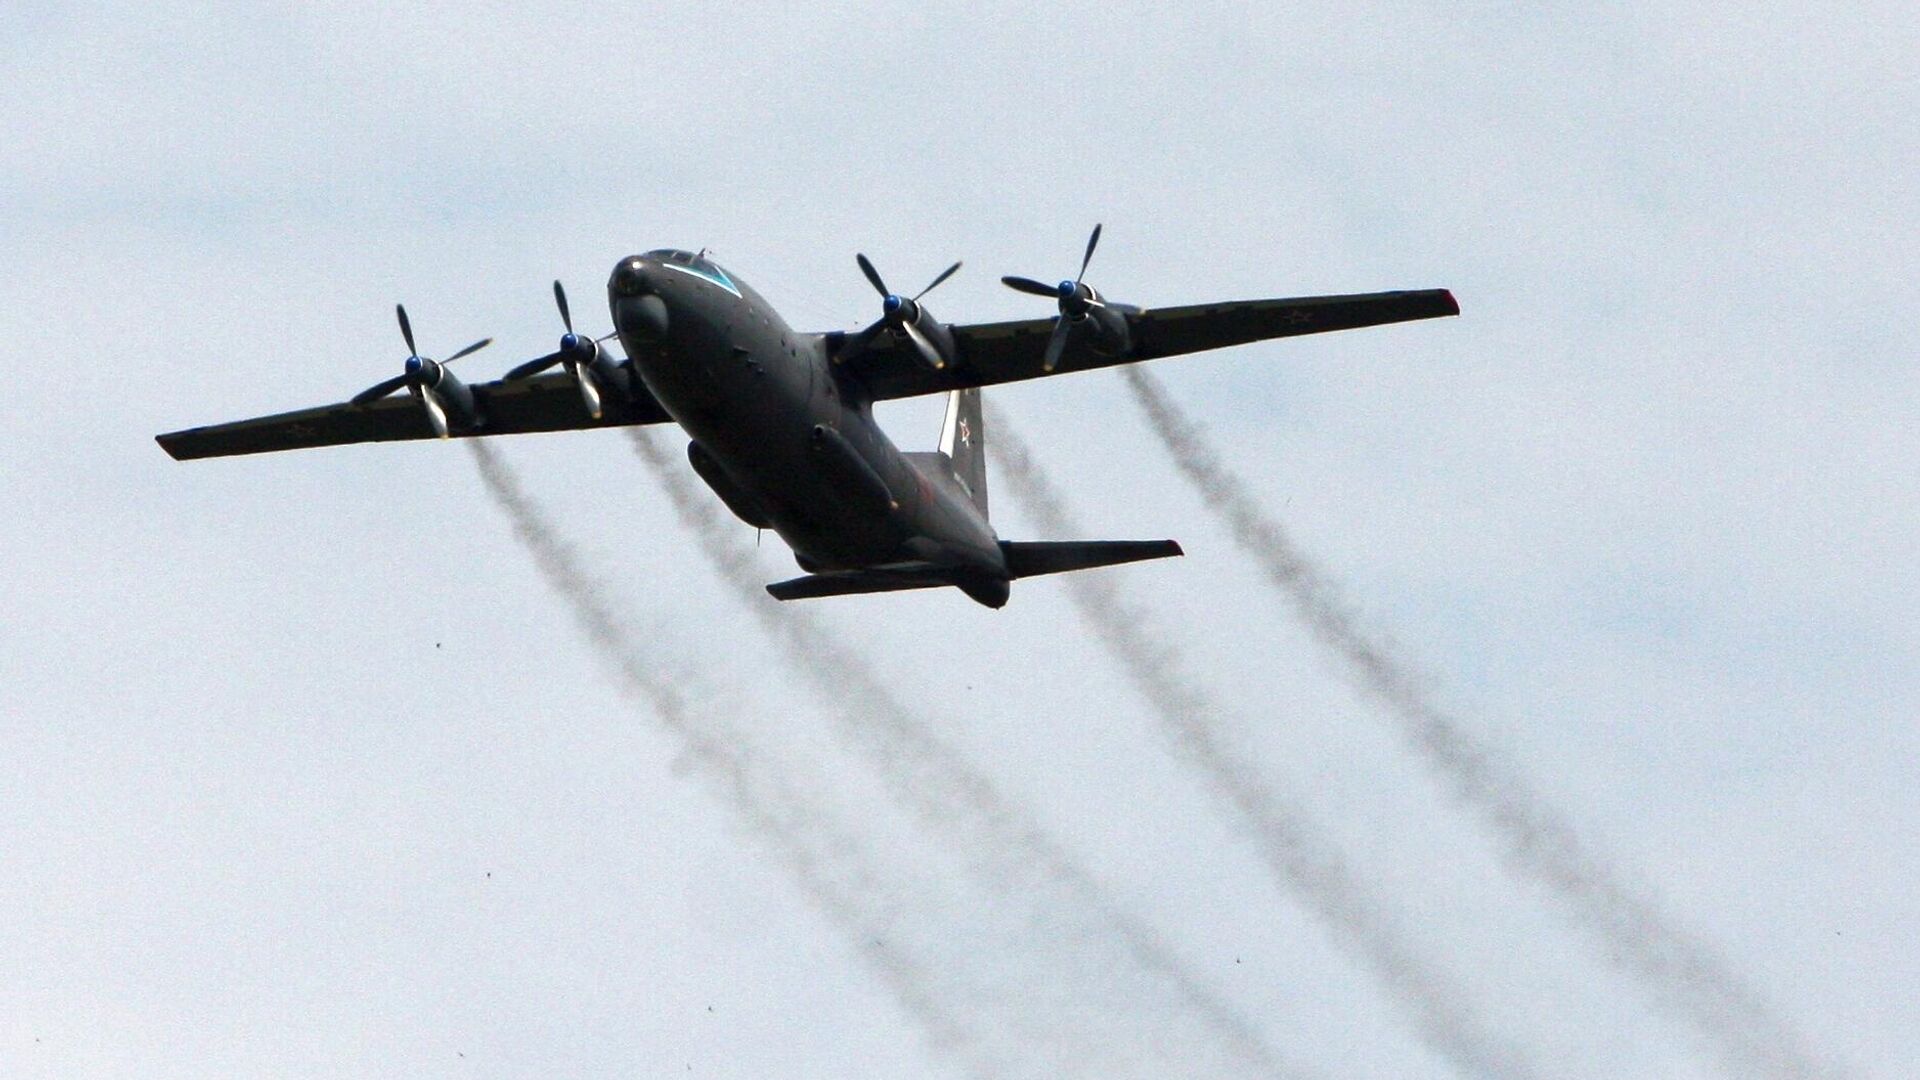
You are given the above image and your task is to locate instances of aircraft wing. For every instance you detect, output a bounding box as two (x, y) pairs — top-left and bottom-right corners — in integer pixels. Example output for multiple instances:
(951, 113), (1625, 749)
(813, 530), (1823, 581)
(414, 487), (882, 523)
(156, 371), (674, 461)
(836, 288), (1458, 402)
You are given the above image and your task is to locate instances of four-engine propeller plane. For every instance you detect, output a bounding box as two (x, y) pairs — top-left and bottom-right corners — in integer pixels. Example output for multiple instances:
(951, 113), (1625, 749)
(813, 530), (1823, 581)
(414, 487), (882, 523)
(157, 227), (1457, 607)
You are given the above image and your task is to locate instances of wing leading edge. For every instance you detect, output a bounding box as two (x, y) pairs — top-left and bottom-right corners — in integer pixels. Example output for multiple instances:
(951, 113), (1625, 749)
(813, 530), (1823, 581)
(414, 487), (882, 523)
(156, 371), (673, 461)
(837, 288), (1458, 402)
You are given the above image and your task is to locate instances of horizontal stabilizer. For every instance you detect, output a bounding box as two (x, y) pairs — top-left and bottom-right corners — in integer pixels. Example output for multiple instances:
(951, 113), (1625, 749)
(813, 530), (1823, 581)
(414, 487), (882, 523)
(767, 542), (1181, 604)
(766, 564), (955, 601)
(1000, 539), (1183, 579)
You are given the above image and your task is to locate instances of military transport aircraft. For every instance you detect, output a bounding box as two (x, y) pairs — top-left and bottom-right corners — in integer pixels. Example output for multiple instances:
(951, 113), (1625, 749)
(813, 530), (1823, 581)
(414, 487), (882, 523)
(157, 226), (1456, 607)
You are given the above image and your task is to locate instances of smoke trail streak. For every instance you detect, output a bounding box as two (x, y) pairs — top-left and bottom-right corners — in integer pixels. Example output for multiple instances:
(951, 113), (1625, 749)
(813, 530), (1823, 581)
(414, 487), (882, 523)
(625, 429), (1301, 1080)
(467, 440), (1001, 1079)
(1117, 365), (1846, 1080)
(988, 408), (1547, 1080)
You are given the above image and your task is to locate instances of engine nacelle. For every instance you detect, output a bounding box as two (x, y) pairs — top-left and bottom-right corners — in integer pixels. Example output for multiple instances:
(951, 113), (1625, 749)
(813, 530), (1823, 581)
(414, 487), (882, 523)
(425, 365), (479, 426)
(1073, 293), (1134, 357)
(901, 301), (958, 365)
(408, 358), (482, 437)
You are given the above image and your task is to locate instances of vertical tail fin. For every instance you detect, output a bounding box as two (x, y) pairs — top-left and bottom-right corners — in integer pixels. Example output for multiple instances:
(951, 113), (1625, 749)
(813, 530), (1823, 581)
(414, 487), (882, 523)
(938, 388), (988, 519)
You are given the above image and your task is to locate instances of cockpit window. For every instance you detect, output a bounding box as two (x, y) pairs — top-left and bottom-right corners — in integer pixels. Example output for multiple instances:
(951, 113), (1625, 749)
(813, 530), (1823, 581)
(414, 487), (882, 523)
(644, 248), (741, 297)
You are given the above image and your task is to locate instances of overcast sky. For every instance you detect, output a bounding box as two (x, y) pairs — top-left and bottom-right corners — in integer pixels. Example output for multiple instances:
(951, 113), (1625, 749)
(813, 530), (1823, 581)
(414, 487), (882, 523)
(3, 3), (1915, 1078)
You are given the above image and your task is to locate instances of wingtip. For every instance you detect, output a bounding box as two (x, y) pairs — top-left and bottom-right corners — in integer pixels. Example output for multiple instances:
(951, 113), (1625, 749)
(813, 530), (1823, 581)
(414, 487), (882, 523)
(1439, 289), (1460, 316)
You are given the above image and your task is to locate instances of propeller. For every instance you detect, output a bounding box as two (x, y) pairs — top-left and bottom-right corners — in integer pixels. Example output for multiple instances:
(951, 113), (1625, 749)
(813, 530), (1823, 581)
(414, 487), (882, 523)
(351, 304), (491, 437)
(1002, 223), (1104, 372)
(503, 281), (615, 418)
(852, 254), (961, 371)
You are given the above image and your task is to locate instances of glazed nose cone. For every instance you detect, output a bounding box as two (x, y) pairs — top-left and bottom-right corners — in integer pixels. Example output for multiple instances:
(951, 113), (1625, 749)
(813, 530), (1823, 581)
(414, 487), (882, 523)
(609, 258), (669, 340)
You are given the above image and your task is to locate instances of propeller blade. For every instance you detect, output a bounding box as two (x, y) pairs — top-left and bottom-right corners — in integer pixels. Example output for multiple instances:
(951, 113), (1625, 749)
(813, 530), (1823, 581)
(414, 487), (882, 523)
(914, 260), (962, 301)
(845, 318), (889, 357)
(596, 330), (621, 344)
(573, 364), (604, 420)
(396, 304), (417, 357)
(419, 387), (450, 438)
(900, 319), (946, 371)
(1001, 275), (1058, 297)
(504, 352), (565, 381)
(443, 338), (492, 364)
(1076, 223), (1102, 285)
(1041, 316), (1072, 373)
(855, 253), (890, 299)
(351, 372), (411, 405)
(552, 280), (574, 335)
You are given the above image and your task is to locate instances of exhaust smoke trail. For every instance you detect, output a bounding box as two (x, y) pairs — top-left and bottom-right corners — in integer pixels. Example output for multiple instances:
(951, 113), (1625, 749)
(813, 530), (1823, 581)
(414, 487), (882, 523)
(987, 406), (1547, 1080)
(1117, 365), (1846, 1080)
(625, 429), (1300, 1080)
(467, 439), (1001, 1078)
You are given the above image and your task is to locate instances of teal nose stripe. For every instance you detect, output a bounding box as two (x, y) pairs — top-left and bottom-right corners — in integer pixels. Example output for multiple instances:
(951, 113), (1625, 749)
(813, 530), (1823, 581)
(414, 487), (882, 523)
(661, 261), (742, 298)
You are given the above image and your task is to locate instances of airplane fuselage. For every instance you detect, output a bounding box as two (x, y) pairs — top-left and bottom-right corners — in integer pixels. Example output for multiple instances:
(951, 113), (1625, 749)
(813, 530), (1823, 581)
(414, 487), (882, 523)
(608, 250), (1010, 605)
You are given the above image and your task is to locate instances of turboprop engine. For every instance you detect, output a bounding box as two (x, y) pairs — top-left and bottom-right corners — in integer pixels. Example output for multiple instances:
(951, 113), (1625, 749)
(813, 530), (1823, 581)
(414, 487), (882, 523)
(842, 254), (963, 371)
(503, 280), (632, 420)
(1001, 223), (1137, 371)
(349, 304), (490, 437)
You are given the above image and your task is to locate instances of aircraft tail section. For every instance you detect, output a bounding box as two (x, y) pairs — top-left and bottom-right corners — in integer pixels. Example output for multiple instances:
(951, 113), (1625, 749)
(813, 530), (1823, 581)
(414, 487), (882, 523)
(938, 388), (988, 518)
(765, 564), (957, 601)
(763, 540), (1178, 607)
(1000, 539), (1183, 579)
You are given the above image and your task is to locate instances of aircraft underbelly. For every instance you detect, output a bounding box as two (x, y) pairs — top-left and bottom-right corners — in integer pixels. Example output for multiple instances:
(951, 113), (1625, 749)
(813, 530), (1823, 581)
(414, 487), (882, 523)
(727, 434), (910, 568)
(636, 323), (909, 568)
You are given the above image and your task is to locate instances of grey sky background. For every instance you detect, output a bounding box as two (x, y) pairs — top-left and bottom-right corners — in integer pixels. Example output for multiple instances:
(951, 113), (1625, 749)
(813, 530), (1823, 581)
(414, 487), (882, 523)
(3, 3), (1915, 1078)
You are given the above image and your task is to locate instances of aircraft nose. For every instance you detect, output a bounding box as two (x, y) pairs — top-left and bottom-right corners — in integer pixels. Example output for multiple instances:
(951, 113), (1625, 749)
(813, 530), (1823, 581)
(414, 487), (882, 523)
(616, 292), (670, 341)
(609, 258), (669, 340)
(610, 257), (651, 298)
